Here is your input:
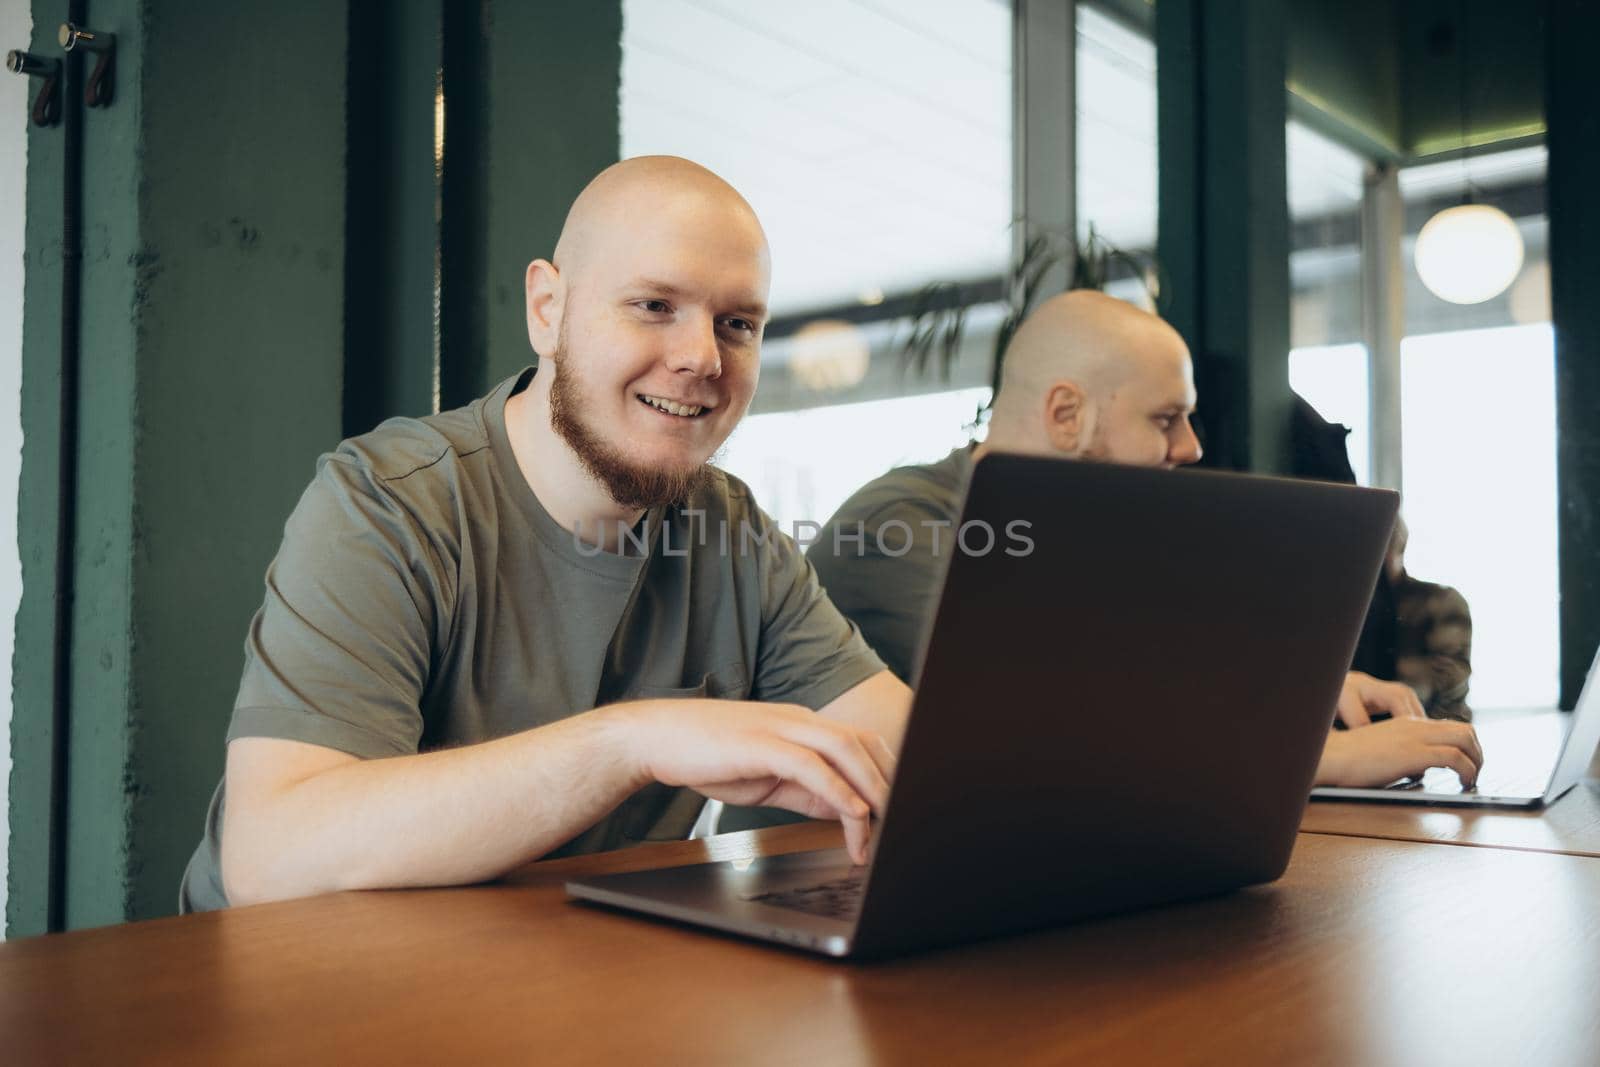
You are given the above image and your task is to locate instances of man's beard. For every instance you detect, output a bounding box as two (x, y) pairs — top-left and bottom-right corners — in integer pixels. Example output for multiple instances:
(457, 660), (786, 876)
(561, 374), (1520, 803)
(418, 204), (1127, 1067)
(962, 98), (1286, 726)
(546, 344), (713, 511)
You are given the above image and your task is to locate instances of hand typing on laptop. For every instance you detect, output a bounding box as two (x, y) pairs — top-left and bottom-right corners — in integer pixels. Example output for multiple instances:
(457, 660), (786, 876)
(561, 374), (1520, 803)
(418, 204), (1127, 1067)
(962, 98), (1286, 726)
(614, 698), (896, 864)
(1316, 717), (1483, 788)
(1315, 671), (1482, 788)
(1335, 671), (1427, 727)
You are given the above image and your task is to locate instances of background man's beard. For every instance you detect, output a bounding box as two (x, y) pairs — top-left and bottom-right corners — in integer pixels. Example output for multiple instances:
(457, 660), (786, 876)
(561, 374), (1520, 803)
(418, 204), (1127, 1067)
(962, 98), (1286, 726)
(547, 353), (712, 511)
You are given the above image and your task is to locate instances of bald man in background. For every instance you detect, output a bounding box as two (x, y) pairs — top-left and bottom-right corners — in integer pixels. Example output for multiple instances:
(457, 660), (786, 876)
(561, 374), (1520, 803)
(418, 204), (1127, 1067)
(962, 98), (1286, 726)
(181, 157), (910, 911)
(806, 290), (1482, 790)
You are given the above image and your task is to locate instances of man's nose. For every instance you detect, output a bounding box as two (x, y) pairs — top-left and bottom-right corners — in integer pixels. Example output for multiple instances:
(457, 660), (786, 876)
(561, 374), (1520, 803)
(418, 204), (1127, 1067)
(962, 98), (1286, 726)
(1169, 418), (1202, 466)
(666, 316), (722, 379)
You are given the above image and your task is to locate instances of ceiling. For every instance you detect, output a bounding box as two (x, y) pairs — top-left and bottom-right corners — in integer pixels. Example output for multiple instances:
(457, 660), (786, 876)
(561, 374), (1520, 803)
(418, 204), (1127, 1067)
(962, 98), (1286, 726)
(621, 0), (1540, 322)
(1286, 0), (1547, 162)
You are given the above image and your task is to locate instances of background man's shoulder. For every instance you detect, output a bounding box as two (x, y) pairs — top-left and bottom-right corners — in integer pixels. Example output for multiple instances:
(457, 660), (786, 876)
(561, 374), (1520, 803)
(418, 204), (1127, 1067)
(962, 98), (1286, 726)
(829, 448), (973, 533)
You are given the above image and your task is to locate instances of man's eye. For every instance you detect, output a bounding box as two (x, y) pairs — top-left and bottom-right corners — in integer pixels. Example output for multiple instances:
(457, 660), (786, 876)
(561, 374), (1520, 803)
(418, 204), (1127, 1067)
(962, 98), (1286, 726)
(637, 299), (672, 314)
(721, 317), (756, 334)
(1154, 415), (1174, 430)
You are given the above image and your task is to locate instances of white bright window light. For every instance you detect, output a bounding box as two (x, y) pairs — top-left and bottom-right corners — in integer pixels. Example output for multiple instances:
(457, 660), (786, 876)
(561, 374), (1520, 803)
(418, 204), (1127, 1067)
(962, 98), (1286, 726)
(1413, 203), (1525, 305)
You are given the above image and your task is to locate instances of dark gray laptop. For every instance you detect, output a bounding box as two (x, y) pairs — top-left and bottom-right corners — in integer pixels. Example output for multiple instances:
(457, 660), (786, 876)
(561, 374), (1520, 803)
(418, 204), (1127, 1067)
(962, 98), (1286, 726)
(1310, 647), (1600, 809)
(567, 454), (1399, 958)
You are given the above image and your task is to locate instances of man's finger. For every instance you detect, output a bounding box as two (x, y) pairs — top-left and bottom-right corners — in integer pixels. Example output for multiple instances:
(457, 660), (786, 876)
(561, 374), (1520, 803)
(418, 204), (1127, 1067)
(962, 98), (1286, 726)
(1427, 744), (1480, 788)
(751, 780), (853, 821)
(1402, 688), (1427, 719)
(1374, 681), (1426, 720)
(869, 733), (898, 776)
(841, 810), (870, 865)
(1352, 675), (1422, 720)
(761, 743), (872, 826)
(1337, 691), (1371, 729)
(1430, 721), (1484, 772)
(776, 719), (891, 817)
(850, 730), (896, 806)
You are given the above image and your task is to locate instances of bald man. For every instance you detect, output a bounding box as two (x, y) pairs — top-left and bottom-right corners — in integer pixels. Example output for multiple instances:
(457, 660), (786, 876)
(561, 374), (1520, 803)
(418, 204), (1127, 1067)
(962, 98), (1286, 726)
(180, 157), (910, 911)
(803, 290), (1482, 792)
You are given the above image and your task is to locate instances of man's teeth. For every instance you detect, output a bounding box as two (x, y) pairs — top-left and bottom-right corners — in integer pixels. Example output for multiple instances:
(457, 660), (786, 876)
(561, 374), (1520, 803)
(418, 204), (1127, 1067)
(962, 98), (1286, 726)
(640, 395), (705, 417)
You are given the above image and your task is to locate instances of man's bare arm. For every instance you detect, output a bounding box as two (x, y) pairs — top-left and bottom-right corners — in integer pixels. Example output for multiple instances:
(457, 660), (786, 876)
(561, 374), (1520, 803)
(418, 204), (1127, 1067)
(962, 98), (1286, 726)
(817, 668), (912, 754)
(222, 699), (896, 907)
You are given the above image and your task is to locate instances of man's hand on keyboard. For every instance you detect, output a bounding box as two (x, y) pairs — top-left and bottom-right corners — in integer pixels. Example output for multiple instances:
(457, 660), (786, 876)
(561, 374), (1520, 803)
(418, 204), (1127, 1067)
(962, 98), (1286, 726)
(1315, 717), (1484, 788)
(611, 699), (894, 863)
(1335, 671), (1427, 728)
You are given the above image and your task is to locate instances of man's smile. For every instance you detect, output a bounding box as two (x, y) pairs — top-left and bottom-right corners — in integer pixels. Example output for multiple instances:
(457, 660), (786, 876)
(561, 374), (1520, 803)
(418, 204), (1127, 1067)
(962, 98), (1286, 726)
(637, 392), (713, 418)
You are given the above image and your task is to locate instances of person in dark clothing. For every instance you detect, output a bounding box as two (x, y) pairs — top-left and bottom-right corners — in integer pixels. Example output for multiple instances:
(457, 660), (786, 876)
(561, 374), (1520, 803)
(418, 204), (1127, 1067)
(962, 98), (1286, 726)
(1287, 395), (1471, 720)
(1386, 517), (1473, 721)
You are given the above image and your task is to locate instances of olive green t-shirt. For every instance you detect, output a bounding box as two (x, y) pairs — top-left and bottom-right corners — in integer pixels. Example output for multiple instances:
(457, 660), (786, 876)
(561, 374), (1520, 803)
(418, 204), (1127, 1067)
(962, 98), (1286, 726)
(807, 445), (975, 683)
(180, 368), (884, 912)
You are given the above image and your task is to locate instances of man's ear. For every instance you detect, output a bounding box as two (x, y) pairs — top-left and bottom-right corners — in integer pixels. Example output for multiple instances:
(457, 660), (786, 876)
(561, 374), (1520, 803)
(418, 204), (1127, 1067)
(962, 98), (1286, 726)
(1042, 380), (1090, 454)
(525, 259), (565, 359)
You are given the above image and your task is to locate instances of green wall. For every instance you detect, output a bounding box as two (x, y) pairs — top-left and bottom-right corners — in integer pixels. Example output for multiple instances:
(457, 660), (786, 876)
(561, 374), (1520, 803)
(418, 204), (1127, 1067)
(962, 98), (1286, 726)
(119, 2), (352, 925)
(10, 0), (621, 936)
(1549, 0), (1600, 707)
(1158, 0), (1293, 475)
(11, 0), (349, 933)
(440, 2), (622, 407)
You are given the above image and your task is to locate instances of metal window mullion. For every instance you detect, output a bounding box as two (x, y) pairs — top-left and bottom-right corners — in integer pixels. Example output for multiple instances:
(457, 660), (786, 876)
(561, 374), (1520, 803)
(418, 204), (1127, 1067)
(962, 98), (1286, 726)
(1361, 163), (1405, 493)
(1013, 0), (1076, 300)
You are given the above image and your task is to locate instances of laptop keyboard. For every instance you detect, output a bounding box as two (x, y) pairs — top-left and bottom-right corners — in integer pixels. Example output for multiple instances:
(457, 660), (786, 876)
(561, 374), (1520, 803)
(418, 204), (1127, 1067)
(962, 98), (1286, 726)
(747, 872), (866, 920)
(1399, 764), (1548, 798)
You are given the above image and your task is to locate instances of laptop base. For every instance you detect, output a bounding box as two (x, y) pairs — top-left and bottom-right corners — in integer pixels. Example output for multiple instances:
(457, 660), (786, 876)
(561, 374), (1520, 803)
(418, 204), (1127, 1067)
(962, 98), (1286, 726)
(567, 848), (860, 958)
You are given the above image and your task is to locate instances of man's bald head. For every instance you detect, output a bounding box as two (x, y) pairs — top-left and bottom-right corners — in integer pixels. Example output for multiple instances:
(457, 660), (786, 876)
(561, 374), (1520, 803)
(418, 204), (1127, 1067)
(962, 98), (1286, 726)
(985, 290), (1201, 469)
(524, 154), (773, 366)
(516, 156), (774, 512)
(552, 156), (770, 288)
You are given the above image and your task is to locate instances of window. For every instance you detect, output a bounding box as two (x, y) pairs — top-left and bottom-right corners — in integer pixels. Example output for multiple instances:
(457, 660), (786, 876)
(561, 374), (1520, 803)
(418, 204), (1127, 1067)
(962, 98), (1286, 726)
(622, 0), (1013, 523)
(718, 388), (989, 531)
(1397, 146), (1555, 707)
(1398, 324), (1557, 707)
(1077, 4), (1157, 257)
(1286, 120), (1370, 484)
(1284, 114), (1555, 707)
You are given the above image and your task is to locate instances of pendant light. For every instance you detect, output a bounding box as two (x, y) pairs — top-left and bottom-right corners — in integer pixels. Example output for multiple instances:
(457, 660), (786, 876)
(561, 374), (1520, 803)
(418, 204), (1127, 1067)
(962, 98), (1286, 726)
(1412, 3), (1525, 306)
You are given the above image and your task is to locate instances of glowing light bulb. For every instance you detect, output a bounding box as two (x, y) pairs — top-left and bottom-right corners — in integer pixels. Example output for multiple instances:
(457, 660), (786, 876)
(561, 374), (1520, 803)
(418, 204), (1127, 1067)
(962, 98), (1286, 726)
(1414, 203), (1525, 305)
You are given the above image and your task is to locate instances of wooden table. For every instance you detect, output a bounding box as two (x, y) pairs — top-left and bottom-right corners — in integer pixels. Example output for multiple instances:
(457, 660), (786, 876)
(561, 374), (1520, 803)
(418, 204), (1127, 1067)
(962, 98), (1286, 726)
(1301, 710), (1600, 858)
(4, 821), (1598, 1065)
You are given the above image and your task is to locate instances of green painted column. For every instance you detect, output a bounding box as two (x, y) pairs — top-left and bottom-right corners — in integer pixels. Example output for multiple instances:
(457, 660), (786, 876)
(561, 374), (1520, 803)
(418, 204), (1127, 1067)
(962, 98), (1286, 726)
(10, 5), (73, 938)
(1156, 0), (1293, 474)
(10, 0), (623, 936)
(10, 0), (350, 934)
(344, 0), (445, 435)
(1549, 0), (1600, 708)
(439, 1), (621, 407)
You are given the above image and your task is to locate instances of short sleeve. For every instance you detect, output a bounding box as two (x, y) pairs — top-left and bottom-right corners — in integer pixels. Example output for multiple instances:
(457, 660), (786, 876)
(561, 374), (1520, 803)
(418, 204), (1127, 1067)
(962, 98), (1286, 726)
(746, 505), (885, 709)
(808, 498), (953, 682)
(227, 449), (453, 758)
